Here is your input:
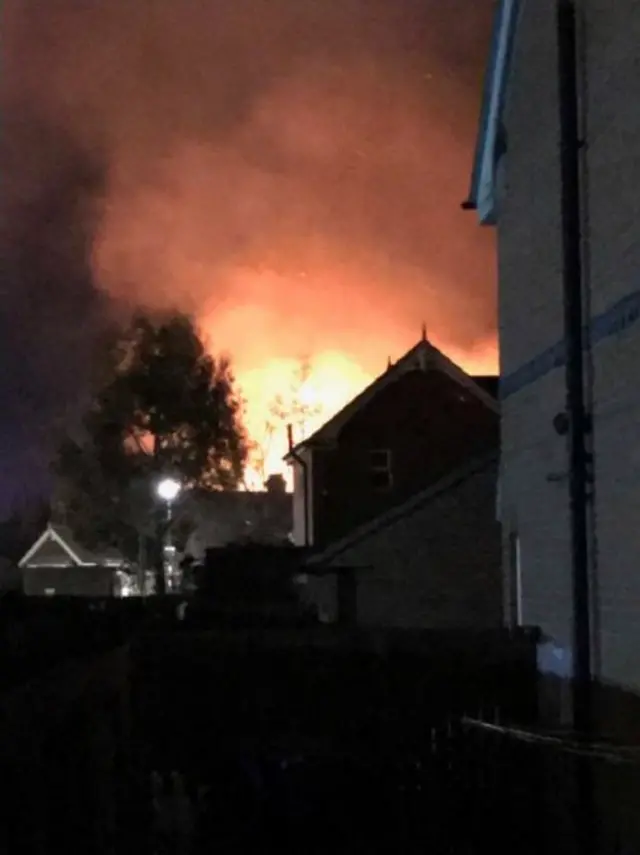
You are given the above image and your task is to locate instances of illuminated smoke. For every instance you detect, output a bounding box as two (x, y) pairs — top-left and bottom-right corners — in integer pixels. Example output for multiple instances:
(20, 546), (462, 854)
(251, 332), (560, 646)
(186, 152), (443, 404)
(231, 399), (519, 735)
(3, 0), (497, 497)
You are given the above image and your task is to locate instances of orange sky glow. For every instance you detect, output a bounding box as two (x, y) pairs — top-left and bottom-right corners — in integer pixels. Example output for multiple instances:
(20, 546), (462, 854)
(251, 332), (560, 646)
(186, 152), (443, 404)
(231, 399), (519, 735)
(234, 340), (497, 488)
(3, 0), (498, 501)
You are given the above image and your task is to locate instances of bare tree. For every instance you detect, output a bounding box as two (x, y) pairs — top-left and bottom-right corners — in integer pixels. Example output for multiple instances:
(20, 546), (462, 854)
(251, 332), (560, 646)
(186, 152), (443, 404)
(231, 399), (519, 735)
(269, 357), (322, 443)
(54, 311), (247, 556)
(249, 357), (322, 488)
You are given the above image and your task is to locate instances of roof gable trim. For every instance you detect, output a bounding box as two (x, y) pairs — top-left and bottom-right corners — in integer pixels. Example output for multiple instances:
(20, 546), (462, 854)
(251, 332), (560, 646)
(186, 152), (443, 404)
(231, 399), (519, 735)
(285, 340), (498, 460)
(19, 525), (89, 568)
(466, 0), (521, 225)
(18, 524), (97, 568)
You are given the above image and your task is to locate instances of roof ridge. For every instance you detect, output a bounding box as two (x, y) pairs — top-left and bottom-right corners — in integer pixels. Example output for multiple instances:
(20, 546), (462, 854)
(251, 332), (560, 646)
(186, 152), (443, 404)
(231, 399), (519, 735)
(19, 523), (126, 567)
(285, 339), (497, 457)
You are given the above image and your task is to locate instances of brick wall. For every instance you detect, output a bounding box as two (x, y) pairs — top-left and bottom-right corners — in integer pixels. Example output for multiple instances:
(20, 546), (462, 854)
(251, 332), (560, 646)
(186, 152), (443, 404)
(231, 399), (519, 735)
(305, 458), (502, 629)
(311, 369), (498, 548)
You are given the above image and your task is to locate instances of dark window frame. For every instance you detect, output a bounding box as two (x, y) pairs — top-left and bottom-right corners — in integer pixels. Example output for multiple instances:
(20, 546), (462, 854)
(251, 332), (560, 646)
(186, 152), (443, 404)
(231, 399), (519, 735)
(369, 449), (393, 491)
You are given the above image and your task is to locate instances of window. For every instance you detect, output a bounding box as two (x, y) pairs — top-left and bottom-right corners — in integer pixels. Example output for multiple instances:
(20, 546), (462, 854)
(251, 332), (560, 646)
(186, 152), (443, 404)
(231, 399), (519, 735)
(371, 470), (391, 490)
(369, 449), (392, 491)
(370, 450), (390, 468)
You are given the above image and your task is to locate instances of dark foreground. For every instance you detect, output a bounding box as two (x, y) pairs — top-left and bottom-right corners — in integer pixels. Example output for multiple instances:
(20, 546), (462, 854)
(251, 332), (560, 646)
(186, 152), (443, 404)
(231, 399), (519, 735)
(147, 752), (449, 855)
(5, 600), (640, 854)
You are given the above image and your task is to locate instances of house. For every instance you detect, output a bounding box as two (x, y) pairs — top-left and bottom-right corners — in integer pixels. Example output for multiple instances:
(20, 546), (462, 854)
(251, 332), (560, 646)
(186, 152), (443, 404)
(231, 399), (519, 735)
(466, 1), (640, 719)
(285, 334), (499, 550)
(301, 454), (502, 629)
(18, 524), (126, 596)
(285, 335), (502, 629)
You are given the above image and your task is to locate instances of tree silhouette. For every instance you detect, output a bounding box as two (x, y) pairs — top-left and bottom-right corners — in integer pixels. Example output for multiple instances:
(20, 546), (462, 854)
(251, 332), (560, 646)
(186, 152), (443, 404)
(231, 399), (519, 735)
(53, 311), (248, 555)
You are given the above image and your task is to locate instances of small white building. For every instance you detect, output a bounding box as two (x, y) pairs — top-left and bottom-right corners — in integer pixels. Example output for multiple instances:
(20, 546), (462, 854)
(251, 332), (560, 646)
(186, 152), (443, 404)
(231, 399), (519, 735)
(18, 524), (126, 596)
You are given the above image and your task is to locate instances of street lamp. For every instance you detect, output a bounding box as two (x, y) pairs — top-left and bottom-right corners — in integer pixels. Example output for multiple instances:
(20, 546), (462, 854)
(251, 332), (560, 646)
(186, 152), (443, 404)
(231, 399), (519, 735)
(156, 477), (182, 504)
(154, 477), (182, 594)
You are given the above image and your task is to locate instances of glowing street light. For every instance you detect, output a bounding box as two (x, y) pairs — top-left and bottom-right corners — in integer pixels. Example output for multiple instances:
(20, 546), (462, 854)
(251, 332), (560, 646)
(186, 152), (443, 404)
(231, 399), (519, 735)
(156, 477), (182, 503)
(154, 477), (182, 595)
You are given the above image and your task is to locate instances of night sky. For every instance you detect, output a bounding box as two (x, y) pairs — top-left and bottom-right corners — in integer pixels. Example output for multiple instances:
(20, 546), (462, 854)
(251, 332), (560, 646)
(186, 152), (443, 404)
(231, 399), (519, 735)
(2, 0), (495, 512)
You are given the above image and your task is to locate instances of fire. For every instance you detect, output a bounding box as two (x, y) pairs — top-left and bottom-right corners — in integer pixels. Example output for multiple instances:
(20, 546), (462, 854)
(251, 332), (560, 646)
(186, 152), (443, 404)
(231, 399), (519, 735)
(201, 292), (498, 493)
(228, 340), (497, 491)
(237, 351), (373, 490)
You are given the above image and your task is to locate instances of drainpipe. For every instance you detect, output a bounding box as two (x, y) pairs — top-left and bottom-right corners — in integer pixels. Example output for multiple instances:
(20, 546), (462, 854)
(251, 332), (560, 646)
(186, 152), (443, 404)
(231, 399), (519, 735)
(558, 9), (597, 851)
(557, 0), (592, 735)
(287, 424), (310, 548)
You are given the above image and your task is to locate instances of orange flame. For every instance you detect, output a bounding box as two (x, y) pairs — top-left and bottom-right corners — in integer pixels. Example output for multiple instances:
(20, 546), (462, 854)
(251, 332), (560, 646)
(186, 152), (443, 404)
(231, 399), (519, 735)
(209, 335), (497, 491)
(237, 351), (374, 489)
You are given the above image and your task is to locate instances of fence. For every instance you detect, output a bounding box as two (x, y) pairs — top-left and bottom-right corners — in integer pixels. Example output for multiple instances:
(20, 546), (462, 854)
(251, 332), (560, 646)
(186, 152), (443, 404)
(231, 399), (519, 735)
(0, 595), (144, 853)
(0, 644), (136, 854)
(4, 601), (640, 854)
(131, 625), (539, 765)
(453, 718), (640, 855)
(0, 594), (131, 692)
(132, 625), (640, 854)
(130, 626), (540, 852)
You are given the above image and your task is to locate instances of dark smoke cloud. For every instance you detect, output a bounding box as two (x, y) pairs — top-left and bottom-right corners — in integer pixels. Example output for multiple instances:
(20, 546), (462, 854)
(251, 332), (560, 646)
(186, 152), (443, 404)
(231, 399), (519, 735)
(0, 108), (110, 512)
(3, 0), (495, 508)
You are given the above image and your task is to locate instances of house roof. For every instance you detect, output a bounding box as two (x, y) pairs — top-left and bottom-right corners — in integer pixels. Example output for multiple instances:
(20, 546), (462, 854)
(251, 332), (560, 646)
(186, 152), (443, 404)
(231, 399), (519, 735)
(464, 0), (521, 225)
(306, 452), (498, 567)
(18, 524), (125, 569)
(473, 375), (499, 397)
(284, 337), (498, 459)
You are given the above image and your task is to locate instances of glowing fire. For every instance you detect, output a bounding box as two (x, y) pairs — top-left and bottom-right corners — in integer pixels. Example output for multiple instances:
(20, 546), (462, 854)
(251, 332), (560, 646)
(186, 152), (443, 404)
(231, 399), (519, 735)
(237, 351), (373, 490)
(227, 340), (497, 491)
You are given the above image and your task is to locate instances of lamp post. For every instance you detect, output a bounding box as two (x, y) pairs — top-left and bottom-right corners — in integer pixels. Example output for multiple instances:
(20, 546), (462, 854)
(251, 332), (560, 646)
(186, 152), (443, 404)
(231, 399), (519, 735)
(154, 477), (182, 595)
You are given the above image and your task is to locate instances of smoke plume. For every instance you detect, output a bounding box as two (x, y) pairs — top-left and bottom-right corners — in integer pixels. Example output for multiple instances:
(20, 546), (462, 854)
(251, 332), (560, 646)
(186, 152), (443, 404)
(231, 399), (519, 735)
(2, 0), (496, 507)
(0, 106), (111, 511)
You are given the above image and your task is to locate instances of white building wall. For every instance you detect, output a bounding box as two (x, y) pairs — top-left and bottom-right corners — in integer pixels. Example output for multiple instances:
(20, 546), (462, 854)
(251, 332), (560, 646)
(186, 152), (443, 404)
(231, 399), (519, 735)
(593, 333), (640, 689)
(498, 0), (572, 651)
(497, 0), (640, 692)
(291, 449), (314, 547)
(581, 0), (640, 690)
